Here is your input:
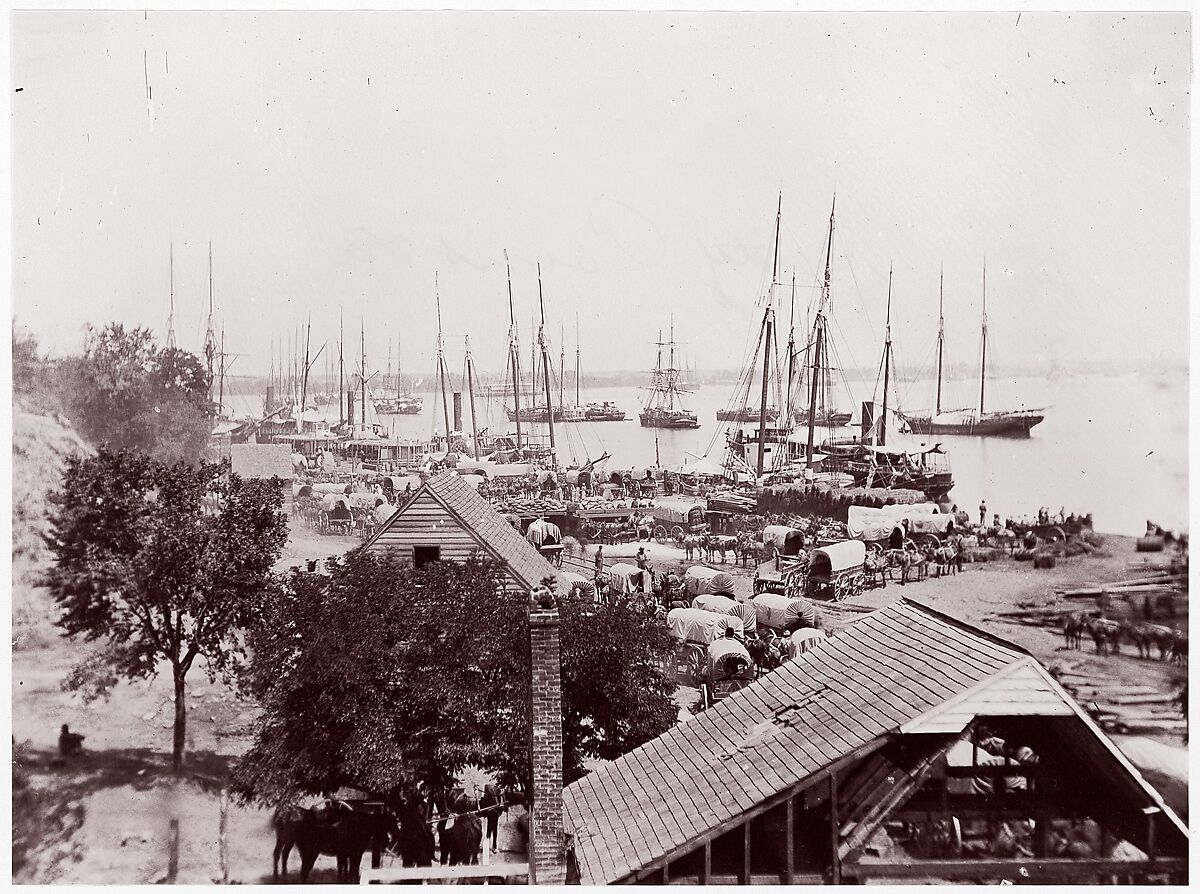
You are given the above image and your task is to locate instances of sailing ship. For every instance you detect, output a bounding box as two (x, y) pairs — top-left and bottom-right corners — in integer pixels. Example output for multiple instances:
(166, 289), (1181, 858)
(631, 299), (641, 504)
(505, 317), (625, 423)
(375, 334), (423, 415)
(819, 266), (954, 500)
(717, 407), (779, 423)
(640, 324), (699, 429)
(899, 263), (1045, 437)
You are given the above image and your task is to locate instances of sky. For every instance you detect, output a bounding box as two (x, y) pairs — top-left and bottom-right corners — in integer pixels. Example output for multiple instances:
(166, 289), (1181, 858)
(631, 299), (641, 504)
(11, 10), (1192, 380)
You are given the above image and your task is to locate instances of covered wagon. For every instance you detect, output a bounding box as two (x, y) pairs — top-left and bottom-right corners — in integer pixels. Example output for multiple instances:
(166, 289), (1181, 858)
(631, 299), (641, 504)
(607, 562), (651, 595)
(807, 540), (867, 601)
(666, 608), (745, 645)
(525, 518), (564, 566)
(562, 571), (599, 603)
(700, 636), (755, 708)
(691, 593), (757, 636)
(683, 566), (737, 598)
(762, 525), (806, 556)
(751, 592), (821, 633)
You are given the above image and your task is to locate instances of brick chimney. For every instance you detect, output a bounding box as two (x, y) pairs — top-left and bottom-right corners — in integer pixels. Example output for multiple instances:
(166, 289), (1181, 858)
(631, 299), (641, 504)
(528, 597), (567, 885)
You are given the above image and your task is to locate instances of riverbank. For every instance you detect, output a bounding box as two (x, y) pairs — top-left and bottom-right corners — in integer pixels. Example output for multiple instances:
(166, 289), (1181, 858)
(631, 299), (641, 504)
(12, 415), (1187, 882)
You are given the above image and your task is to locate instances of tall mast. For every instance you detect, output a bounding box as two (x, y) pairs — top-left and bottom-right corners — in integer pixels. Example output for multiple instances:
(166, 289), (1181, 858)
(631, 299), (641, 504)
(202, 243), (216, 400)
(785, 272), (797, 427)
(504, 250), (523, 452)
(537, 263), (556, 462)
(435, 275), (450, 440)
(396, 331), (403, 398)
(558, 324), (565, 411)
(756, 194), (782, 477)
(465, 335), (480, 459)
(575, 314), (581, 407)
(807, 196), (835, 467)
(218, 323), (226, 413)
(980, 259), (988, 415)
(880, 266), (893, 447)
(668, 317), (676, 411)
(298, 317), (311, 434)
(756, 307), (773, 476)
(936, 266), (944, 416)
(386, 342), (392, 393)
(653, 329), (664, 410)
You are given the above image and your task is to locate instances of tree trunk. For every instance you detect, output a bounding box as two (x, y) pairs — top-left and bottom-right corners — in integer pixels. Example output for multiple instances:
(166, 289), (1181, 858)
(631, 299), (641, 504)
(172, 669), (187, 773)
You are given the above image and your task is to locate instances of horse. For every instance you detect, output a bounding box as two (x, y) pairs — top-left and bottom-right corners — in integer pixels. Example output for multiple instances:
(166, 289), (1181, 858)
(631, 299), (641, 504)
(272, 804), (309, 880)
(703, 534), (737, 564)
(442, 794), (483, 866)
(734, 532), (759, 568)
(1171, 634), (1188, 664)
(1063, 612), (1087, 651)
(1142, 624), (1177, 661)
(682, 534), (702, 561)
(292, 802), (396, 883)
(863, 549), (890, 590)
(932, 545), (958, 577)
(1119, 621), (1151, 659)
(1086, 617), (1122, 656)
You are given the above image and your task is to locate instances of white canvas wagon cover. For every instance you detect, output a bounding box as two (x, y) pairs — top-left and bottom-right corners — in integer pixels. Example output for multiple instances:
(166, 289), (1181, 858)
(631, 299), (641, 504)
(608, 562), (649, 594)
(707, 637), (752, 679)
(667, 608), (745, 645)
(683, 566), (736, 597)
(692, 593), (756, 635)
(752, 592), (819, 631)
(810, 540), (867, 576)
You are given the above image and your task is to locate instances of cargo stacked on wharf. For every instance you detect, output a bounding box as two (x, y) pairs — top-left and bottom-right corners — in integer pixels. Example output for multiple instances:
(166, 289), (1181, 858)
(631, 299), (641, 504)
(757, 481), (926, 521)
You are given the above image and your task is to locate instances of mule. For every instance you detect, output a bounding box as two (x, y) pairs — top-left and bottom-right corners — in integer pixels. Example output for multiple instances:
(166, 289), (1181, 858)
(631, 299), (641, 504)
(291, 802), (396, 884)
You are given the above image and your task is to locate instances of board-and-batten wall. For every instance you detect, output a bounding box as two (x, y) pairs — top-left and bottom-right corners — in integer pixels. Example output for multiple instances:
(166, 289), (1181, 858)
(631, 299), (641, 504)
(365, 491), (524, 589)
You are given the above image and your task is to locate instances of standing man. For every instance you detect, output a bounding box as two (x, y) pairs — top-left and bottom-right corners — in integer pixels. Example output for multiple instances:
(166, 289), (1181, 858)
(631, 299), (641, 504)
(594, 544), (604, 578)
(979, 499), (987, 527)
(636, 546), (647, 570)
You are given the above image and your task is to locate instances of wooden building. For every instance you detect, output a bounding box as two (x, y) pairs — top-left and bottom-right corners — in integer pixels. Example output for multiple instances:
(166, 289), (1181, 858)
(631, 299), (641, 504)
(363, 470), (567, 592)
(562, 599), (1187, 885)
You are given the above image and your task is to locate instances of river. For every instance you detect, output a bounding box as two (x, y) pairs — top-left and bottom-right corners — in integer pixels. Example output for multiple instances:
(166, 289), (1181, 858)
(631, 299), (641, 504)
(226, 368), (1187, 537)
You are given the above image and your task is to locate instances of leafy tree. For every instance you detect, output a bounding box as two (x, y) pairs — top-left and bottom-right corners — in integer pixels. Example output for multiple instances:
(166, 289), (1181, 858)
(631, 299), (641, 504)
(42, 448), (289, 771)
(62, 324), (213, 463)
(234, 552), (677, 803)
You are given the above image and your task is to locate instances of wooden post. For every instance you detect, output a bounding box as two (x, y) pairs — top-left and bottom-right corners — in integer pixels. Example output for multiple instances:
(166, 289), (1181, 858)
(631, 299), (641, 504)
(785, 795), (795, 884)
(829, 774), (841, 885)
(218, 789), (229, 883)
(661, 863), (669, 884)
(743, 820), (752, 884)
(701, 841), (711, 885)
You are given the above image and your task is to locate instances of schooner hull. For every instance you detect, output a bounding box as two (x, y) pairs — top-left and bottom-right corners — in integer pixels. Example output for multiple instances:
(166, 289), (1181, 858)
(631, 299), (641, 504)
(902, 412), (1044, 437)
(639, 411), (700, 429)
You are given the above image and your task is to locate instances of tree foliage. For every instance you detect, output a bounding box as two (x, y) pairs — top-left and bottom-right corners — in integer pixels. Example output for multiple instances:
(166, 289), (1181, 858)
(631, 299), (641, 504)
(234, 552), (677, 803)
(43, 448), (289, 770)
(61, 323), (213, 463)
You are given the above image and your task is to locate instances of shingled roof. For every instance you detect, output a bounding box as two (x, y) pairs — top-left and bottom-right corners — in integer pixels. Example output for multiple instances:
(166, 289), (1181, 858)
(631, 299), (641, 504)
(367, 470), (567, 592)
(565, 598), (1149, 885)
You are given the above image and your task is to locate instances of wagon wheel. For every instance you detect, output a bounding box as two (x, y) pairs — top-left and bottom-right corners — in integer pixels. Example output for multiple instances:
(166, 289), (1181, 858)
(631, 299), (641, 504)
(1045, 526), (1067, 543)
(919, 533), (941, 549)
(654, 524), (668, 543)
(671, 525), (686, 543)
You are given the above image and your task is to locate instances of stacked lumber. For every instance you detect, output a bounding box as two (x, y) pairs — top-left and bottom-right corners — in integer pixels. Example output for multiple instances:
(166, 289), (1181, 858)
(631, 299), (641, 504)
(1050, 665), (1184, 735)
